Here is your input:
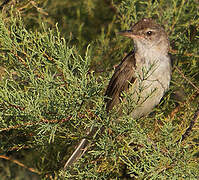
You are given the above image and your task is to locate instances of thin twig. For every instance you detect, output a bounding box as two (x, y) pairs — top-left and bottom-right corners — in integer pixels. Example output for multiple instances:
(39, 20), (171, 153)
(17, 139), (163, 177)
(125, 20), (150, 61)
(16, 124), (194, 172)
(0, 155), (41, 175)
(0, 110), (95, 132)
(169, 49), (199, 58)
(0, 118), (70, 132)
(177, 107), (199, 143)
(175, 66), (199, 93)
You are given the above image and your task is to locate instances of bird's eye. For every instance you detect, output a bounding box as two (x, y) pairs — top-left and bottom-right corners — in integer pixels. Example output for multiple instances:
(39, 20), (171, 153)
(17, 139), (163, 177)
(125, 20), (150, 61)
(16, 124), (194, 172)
(146, 31), (153, 36)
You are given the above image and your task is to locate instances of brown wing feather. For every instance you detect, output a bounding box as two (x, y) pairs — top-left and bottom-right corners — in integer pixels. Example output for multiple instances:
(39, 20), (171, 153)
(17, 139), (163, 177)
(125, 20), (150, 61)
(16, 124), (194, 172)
(105, 51), (136, 111)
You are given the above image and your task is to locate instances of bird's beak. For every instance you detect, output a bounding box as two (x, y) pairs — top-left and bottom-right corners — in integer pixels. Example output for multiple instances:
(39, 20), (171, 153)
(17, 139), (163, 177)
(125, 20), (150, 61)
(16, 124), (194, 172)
(118, 30), (135, 38)
(118, 30), (143, 40)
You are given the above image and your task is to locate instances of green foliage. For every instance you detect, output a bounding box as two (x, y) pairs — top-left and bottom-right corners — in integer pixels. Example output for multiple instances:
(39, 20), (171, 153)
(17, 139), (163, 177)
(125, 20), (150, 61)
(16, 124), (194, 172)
(0, 10), (106, 179)
(0, 0), (198, 179)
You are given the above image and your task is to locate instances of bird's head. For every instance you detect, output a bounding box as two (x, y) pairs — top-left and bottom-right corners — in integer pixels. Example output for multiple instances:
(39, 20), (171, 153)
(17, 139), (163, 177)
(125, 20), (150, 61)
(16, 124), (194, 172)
(119, 18), (169, 54)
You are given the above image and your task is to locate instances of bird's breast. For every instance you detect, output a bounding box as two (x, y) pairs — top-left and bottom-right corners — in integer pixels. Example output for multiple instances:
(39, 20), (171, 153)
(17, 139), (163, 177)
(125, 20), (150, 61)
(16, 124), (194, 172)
(129, 55), (171, 118)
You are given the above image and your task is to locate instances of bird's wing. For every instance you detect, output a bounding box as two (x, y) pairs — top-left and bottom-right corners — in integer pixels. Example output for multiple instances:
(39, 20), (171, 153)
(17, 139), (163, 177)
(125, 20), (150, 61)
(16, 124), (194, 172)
(105, 51), (137, 111)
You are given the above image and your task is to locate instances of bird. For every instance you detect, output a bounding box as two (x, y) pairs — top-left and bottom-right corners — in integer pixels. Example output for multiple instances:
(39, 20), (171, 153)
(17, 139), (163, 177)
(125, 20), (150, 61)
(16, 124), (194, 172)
(64, 18), (171, 169)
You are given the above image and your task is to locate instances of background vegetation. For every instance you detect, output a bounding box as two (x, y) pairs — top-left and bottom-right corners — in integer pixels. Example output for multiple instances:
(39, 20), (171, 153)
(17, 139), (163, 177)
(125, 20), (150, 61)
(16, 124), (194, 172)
(0, 0), (198, 179)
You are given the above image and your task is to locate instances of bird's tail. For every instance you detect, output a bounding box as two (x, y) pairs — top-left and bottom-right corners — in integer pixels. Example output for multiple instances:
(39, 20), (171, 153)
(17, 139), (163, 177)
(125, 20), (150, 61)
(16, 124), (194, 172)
(64, 138), (89, 169)
(64, 126), (98, 169)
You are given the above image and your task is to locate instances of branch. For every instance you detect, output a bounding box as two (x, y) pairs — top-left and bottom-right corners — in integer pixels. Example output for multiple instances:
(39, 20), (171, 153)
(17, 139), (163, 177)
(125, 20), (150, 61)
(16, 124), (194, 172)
(175, 66), (199, 93)
(177, 106), (199, 143)
(0, 155), (40, 175)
